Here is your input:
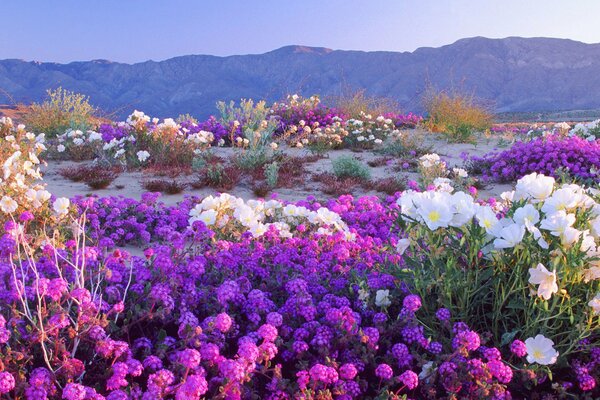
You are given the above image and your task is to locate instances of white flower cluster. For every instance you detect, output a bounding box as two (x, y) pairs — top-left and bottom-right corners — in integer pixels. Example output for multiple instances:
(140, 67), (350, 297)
(345, 113), (396, 145)
(570, 119), (600, 142)
(188, 193), (354, 240)
(399, 172), (600, 309)
(1, 120), (50, 214)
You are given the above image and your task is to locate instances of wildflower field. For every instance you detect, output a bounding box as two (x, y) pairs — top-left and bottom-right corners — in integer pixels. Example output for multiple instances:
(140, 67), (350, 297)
(0, 93), (599, 399)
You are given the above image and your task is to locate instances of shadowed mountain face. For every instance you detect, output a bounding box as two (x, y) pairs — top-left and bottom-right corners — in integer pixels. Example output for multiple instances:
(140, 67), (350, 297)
(2, 37), (600, 118)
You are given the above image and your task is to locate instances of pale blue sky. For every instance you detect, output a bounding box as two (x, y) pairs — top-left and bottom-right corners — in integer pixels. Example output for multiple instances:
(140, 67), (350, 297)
(2, 0), (599, 63)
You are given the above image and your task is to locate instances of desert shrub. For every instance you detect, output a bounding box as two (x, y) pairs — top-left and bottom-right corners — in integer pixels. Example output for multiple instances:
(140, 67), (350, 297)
(332, 155), (371, 181)
(366, 177), (407, 195)
(330, 88), (401, 119)
(142, 179), (187, 194)
(313, 172), (364, 196)
(423, 87), (493, 142)
(263, 161), (279, 188)
(192, 163), (242, 191)
(59, 165), (119, 189)
(233, 123), (279, 170)
(469, 135), (600, 182)
(24, 87), (98, 137)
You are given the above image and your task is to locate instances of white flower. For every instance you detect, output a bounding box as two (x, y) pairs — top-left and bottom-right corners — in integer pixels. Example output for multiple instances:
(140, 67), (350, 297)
(449, 192), (476, 227)
(0, 196), (18, 214)
(417, 193), (453, 230)
(540, 210), (576, 236)
(53, 197), (70, 215)
(514, 173), (555, 202)
(452, 167), (468, 178)
(513, 204), (540, 227)
(196, 209), (218, 226)
(475, 205), (500, 234)
(528, 263), (558, 300)
(396, 238), (411, 255)
(270, 142), (278, 150)
(375, 289), (391, 307)
(525, 335), (559, 365)
(589, 293), (600, 315)
(493, 223), (526, 249)
(114, 149), (125, 158)
(137, 150), (150, 162)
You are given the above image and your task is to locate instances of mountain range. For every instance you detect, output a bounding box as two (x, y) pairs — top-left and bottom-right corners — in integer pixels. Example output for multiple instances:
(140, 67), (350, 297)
(1, 36), (600, 119)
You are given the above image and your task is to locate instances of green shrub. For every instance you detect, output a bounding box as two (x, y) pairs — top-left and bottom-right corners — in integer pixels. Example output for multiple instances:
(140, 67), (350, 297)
(331, 156), (371, 181)
(264, 162), (279, 188)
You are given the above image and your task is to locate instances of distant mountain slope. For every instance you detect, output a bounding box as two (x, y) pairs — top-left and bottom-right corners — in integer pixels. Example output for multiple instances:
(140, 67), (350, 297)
(2, 37), (600, 118)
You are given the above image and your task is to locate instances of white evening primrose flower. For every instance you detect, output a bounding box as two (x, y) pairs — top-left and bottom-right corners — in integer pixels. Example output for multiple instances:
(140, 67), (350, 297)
(541, 187), (580, 214)
(449, 192), (476, 227)
(375, 289), (391, 307)
(0, 196), (18, 214)
(137, 150), (150, 162)
(452, 167), (468, 178)
(514, 173), (555, 202)
(539, 210), (576, 236)
(528, 263), (558, 300)
(270, 142), (278, 150)
(475, 205), (500, 234)
(396, 238), (411, 255)
(513, 204), (540, 227)
(591, 215), (600, 238)
(53, 197), (70, 215)
(525, 335), (559, 365)
(417, 193), (453, 230)
(197, 209), (218, 226)
(588, 293), (600, 315)
(493, 223), (526, 249)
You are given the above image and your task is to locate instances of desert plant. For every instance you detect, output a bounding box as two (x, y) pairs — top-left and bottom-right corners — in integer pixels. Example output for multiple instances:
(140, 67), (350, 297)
(423, 86), (493, 142)
(329, 88), (400, 119)
(331, 155), (371, 181)
(142, 179), (187, 194)
(24, 87), (97, 137)
(264, 161), (279, 188)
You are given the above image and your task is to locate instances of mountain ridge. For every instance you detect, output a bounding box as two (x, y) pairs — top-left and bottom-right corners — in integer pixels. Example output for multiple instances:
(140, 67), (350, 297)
(1, 37), (600, 118)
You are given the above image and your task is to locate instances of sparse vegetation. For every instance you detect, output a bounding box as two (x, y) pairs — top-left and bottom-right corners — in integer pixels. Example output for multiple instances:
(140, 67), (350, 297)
(24, 87), (98, 137)
(423, 86), (493, 142)
(331, 155), (371, 181)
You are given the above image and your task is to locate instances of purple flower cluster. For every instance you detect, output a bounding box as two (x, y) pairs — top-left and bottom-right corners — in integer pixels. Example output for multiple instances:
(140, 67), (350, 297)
(469, 135), (600, 182)
(1, 189), (599, 398)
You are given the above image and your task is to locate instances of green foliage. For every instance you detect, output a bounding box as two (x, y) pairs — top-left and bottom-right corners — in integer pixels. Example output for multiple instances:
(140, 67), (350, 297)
(331, 156), (371, 181)
(216, 98), (270, 132)
(263, 162), (279, 188)
(25, 87), (97, 137)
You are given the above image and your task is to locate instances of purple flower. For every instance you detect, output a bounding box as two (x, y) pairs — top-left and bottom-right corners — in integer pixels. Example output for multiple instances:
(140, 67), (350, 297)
(375, 363), (393, 380)
(0, 372), (15, 394)
(398, 370), (419, 390)
(510, 339), (527, 357)
(402, 294), (422, 312)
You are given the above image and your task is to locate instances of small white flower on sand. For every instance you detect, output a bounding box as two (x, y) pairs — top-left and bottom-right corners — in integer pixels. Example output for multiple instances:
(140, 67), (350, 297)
(57, 144), (66, 153)
(525, 334), (559, 365)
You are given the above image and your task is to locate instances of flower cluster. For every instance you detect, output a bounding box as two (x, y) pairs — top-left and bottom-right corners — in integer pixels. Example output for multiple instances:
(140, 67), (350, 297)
(469, 135), (600, 182)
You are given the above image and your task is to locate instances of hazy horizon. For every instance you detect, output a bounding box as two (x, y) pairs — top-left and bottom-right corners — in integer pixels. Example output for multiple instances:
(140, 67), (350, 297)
(2, 0), (600, 63)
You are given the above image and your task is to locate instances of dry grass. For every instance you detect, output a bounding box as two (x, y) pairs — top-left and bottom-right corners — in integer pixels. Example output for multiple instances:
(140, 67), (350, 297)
(423, 86), (493, 142)
(327, 89), (401, 118)
(59, 165), (120, 189)
(23, 87), (101, 137)
(142, 179), (187, 194)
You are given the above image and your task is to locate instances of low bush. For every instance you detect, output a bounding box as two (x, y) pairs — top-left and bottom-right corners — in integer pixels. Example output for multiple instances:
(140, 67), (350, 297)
(24, 87), (98, 137)
(142, 179), (187, 194)
(423, 86), (493, 142)
(332, 155), (371, 181)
